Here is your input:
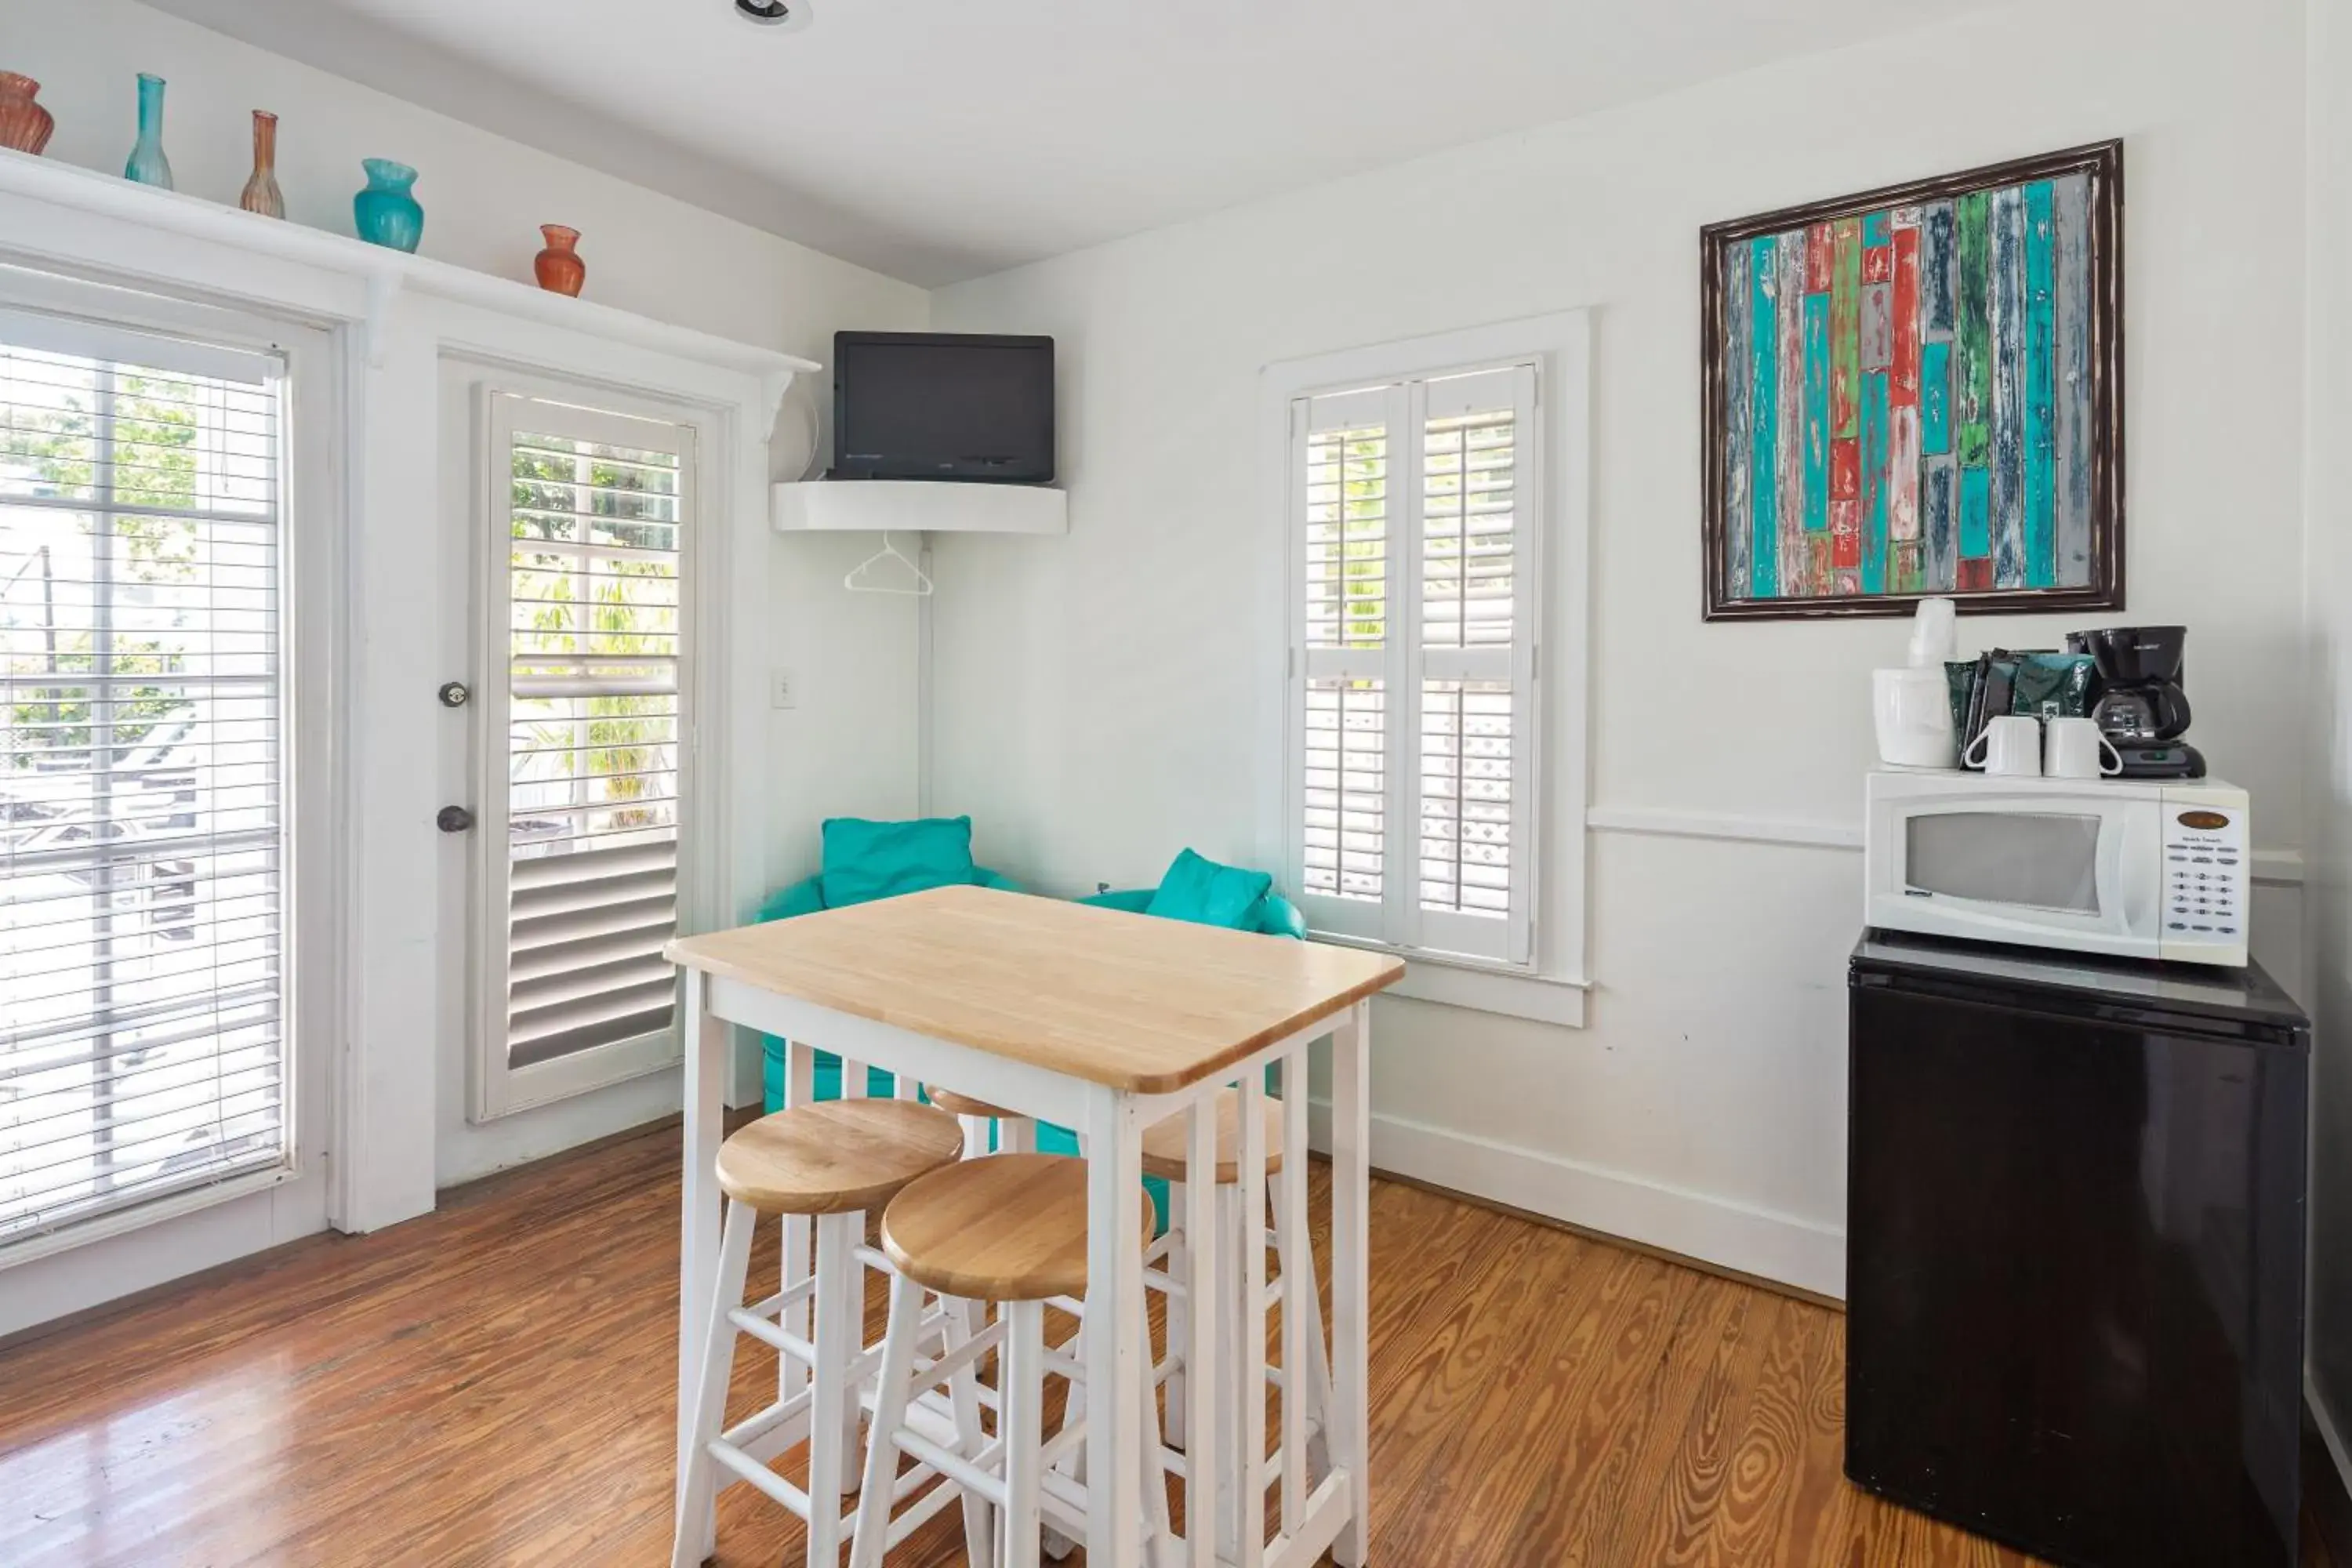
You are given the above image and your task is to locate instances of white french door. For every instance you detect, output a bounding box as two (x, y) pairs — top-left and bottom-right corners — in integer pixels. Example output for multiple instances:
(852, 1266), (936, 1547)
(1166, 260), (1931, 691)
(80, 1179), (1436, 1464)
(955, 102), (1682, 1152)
(463, 391), (699, 1121)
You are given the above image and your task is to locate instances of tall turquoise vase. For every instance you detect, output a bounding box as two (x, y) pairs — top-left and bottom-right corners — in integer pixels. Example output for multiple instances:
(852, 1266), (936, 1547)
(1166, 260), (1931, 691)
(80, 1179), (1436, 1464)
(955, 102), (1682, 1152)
(353, 158), (424, 252)
(122, 72), (172, 190)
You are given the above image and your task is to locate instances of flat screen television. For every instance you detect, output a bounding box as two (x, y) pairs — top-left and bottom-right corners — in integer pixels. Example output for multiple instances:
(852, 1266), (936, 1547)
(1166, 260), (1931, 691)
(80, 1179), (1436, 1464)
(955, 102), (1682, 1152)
(831, 331), (1055, 484)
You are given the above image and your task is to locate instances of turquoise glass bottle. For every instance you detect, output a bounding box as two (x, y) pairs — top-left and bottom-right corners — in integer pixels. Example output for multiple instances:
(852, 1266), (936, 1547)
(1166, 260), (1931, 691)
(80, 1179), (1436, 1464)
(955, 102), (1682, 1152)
(353, 159), (424, 252)
(122, 72), (172, 189)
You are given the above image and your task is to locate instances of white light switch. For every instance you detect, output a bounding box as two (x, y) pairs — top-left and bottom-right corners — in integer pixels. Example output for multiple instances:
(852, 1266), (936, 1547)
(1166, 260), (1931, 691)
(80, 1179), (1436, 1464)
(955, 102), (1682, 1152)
(771, 670), (798, 710)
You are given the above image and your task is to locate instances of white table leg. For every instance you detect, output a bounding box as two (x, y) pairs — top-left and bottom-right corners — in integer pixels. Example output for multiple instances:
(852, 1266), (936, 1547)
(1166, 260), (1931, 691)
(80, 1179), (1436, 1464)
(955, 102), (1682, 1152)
(1182, 1105), (1220, 1568)
(1330, 1002), (1372, 1566)
(1083, 1087), (1144, 1568)
(807, 1211), (860, 1566)
(1277, 1047), (1311, 1528)
(782, 1041), (814, 1409)
(677, 969), (728, 1555)
(1237, 1073), (1269, 1561)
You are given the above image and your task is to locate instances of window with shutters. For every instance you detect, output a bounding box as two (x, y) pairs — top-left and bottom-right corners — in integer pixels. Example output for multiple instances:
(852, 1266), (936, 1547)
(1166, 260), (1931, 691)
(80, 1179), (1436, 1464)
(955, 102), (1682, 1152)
(471, 394), (695, 1119)
(1284, 348), (1552, 971)
(1, 309), (296, 1244)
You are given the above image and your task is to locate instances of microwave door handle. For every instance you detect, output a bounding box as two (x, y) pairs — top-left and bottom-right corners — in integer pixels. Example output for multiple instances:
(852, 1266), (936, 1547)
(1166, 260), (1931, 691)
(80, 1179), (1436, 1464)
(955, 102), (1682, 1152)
(2111, 810), (2158, 935)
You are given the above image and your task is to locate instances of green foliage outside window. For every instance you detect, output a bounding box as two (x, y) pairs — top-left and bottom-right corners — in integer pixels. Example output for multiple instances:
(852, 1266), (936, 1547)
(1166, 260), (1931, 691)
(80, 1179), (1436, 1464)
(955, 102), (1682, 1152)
(2, 371), (205, 767)
(509, 441), (680, 837)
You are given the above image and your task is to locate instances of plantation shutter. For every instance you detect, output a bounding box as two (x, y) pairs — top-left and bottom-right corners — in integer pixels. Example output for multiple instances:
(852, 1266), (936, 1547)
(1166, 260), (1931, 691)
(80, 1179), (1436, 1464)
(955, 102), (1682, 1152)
(1290, 361), (1539, 965)
(1, 308), (293, 1245)
(1414, 365), (1536, 964)
(485, 396), (691, 1091)
(1296, 384), (1396, 944)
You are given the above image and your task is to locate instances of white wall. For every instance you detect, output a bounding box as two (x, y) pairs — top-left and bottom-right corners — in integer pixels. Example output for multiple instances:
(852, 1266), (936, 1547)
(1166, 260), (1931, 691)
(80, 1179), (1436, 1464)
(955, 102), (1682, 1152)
(0, 0), (926, 1331)
(2301, 0), (2352, 1489)
(928, 0), (2312, 1296)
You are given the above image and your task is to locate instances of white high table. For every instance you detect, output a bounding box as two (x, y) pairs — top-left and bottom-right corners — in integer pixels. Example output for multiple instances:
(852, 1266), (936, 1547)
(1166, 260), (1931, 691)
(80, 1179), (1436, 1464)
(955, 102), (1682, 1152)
(665, 884), (1403, 1567)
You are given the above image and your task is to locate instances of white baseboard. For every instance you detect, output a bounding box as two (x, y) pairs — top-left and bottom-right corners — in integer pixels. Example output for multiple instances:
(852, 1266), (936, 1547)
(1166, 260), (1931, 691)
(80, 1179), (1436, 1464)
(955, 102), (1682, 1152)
(1308, 1098), (1845, 1301)
(2313, 1370), (2352, 1508)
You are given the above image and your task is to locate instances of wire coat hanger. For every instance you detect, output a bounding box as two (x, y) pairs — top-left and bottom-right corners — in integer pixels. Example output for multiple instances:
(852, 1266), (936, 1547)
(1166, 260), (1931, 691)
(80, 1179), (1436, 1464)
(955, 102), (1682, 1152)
(844, 531), (933, 596)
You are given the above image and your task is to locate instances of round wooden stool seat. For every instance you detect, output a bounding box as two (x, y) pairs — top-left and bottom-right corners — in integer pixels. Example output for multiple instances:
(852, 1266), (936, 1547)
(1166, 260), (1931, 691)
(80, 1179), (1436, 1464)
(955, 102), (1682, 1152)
(882, 1153), (1152, 1301)
(1139, 1087), (1284, 1185)
(716, 1098), (964, 1217)
(927, 1087), (1021, 1121)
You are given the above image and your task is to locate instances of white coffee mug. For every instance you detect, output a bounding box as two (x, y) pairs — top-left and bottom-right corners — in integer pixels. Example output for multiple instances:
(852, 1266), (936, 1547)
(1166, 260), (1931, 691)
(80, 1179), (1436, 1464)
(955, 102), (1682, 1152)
(1906, 597), (1958, 667)
(1964, 713), (2042, 776)
(1872, 666), (1958, 768)
(2044, 715), (2123, 779)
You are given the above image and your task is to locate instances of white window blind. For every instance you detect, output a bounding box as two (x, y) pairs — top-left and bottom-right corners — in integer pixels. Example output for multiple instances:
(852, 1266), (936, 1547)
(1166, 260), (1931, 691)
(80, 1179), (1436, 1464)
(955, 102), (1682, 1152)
(477, 396), (691, 1112)
(1290, 362), (1539, 966)
(1, 311), (292, 1245)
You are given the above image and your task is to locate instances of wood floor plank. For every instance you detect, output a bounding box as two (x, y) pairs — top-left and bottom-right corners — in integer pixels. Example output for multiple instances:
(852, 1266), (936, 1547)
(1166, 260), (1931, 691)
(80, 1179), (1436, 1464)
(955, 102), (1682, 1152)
(1370, 1219), (1639, 1565)
(1460, 1252), (1702, 1568)
(0, 1117), (2335, 1568)
(1610, 1284), (1781, 1567)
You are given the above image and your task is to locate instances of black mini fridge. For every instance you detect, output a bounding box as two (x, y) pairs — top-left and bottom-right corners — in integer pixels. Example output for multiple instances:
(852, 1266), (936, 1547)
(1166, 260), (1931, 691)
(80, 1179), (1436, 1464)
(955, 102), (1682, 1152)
(1846, 931), (2309, 1568)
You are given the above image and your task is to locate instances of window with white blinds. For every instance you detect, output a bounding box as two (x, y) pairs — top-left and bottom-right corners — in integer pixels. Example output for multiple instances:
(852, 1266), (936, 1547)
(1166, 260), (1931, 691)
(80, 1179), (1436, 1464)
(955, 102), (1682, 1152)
(1, 310), (292, 1245)
(1289, 361), (1539, 966)
(474, 394), (692, 1117)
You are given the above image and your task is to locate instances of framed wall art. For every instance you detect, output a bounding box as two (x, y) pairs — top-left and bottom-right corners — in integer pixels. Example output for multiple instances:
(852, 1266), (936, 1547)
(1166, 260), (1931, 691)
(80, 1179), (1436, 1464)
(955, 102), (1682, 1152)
(1700, 140), (2123, 620)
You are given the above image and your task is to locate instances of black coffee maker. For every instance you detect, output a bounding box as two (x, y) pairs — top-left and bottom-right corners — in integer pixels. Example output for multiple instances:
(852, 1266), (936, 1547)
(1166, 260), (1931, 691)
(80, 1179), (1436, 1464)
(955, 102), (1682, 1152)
(2065, 626), (2205, 779)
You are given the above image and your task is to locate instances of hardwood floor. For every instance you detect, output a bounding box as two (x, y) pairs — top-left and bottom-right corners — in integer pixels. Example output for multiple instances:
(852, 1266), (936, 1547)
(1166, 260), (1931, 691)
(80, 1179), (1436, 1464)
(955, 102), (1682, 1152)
(0, 1116), (2338, 1566)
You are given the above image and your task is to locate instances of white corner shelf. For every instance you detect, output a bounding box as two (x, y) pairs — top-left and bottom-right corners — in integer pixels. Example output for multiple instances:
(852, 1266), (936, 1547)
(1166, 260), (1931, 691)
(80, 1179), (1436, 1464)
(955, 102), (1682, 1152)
(771, 479), (1068, 535)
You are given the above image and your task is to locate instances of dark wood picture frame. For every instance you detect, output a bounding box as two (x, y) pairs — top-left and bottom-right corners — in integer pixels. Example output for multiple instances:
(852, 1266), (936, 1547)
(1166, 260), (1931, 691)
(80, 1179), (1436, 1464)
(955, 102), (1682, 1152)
(1699, 140), (2125, 621)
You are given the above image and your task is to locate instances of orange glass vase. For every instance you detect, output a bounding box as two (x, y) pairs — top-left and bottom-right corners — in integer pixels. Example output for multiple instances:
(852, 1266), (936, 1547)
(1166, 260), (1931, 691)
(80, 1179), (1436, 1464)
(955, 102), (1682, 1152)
(533, 225), (586, 297)
(240, 110), (284, 218)
(0, 71), (55, 156)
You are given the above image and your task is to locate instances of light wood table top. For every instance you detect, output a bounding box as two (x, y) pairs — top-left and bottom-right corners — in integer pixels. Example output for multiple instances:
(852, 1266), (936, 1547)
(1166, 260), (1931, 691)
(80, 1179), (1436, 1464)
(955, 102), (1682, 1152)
(665, 884), (1403, 1094)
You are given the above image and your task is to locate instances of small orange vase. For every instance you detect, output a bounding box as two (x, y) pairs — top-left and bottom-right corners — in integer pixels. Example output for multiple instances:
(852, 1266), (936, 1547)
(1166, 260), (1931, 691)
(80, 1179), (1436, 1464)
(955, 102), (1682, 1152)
(240, 111), (284, 218)
(0, 71), (55, 156)
(533, 225), (586, 297)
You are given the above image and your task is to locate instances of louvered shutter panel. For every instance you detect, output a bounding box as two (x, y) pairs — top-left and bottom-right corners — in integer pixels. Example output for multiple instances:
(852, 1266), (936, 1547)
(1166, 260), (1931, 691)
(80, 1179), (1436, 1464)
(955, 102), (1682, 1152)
(1414, 365), (1535, 963)
(1295, 385), (1396, 942)
(485, 397), (691, 1094)
(2, 309), (292, 1244)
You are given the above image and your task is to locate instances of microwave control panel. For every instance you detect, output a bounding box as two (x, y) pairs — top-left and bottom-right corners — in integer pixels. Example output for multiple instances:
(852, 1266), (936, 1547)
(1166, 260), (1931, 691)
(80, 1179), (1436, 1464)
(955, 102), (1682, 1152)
(2160, 795), (2249, 956)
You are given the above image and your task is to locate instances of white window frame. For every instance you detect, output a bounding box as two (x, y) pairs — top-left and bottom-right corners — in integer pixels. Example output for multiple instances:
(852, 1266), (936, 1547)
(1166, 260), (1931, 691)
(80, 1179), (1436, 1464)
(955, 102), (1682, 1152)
(1260, 311), (1592, 1027)
(467, 390), (704, 1121)
(0, 268), (344, 1266)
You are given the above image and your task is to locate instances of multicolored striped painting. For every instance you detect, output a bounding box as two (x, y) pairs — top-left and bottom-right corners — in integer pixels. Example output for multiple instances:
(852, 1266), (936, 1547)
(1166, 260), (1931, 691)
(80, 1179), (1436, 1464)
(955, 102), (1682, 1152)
(1700, 143), (2123, 620)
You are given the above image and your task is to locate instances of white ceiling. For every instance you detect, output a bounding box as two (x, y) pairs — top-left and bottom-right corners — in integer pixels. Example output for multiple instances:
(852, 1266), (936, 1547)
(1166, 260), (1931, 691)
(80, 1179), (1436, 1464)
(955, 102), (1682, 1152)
(145, 0), (2002, 287)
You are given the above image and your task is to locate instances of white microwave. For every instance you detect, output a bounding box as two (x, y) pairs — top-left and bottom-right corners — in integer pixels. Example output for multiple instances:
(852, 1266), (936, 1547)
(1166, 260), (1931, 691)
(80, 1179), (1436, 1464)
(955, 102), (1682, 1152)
(1863, 770), (2249, 967)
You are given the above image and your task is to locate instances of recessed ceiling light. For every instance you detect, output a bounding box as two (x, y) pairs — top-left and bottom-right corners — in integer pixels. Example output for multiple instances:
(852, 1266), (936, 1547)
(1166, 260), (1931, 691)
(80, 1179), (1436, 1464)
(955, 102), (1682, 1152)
(735, 0), (814, 27)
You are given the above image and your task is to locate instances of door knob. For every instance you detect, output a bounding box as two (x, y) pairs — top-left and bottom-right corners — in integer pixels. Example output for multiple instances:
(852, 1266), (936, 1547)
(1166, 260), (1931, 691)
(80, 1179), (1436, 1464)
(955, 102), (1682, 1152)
(438, 681), (470, 708)
(437, 805), (475, 833)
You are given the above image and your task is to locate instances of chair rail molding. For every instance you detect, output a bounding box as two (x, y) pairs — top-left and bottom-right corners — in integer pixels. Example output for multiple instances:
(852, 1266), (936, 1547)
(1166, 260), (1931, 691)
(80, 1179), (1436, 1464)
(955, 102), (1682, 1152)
(1584, 803), (2307, 885)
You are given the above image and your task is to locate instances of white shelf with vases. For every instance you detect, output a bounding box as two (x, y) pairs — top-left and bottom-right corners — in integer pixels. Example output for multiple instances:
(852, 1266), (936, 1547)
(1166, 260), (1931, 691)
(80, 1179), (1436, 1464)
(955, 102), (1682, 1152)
(0, 146), (818, 399)
(771, 478), (1068, 535)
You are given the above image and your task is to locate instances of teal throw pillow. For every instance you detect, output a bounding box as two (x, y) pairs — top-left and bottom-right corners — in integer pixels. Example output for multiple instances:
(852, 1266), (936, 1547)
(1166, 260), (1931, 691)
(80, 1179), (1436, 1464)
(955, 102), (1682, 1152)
(819, 816), (977, 909)
(1144, 848), (1274, 931)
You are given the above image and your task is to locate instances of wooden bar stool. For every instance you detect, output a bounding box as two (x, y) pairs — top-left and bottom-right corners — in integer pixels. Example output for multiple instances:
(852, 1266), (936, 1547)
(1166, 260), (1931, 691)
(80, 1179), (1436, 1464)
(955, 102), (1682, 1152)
(672, 1097), (972, 1568)
(925, 1087), (1035, 1156)
(1141, 1073), (1329, 1559)
(1145, 1084), (1332, 1450)
(850, 1153), (1170, 1568)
